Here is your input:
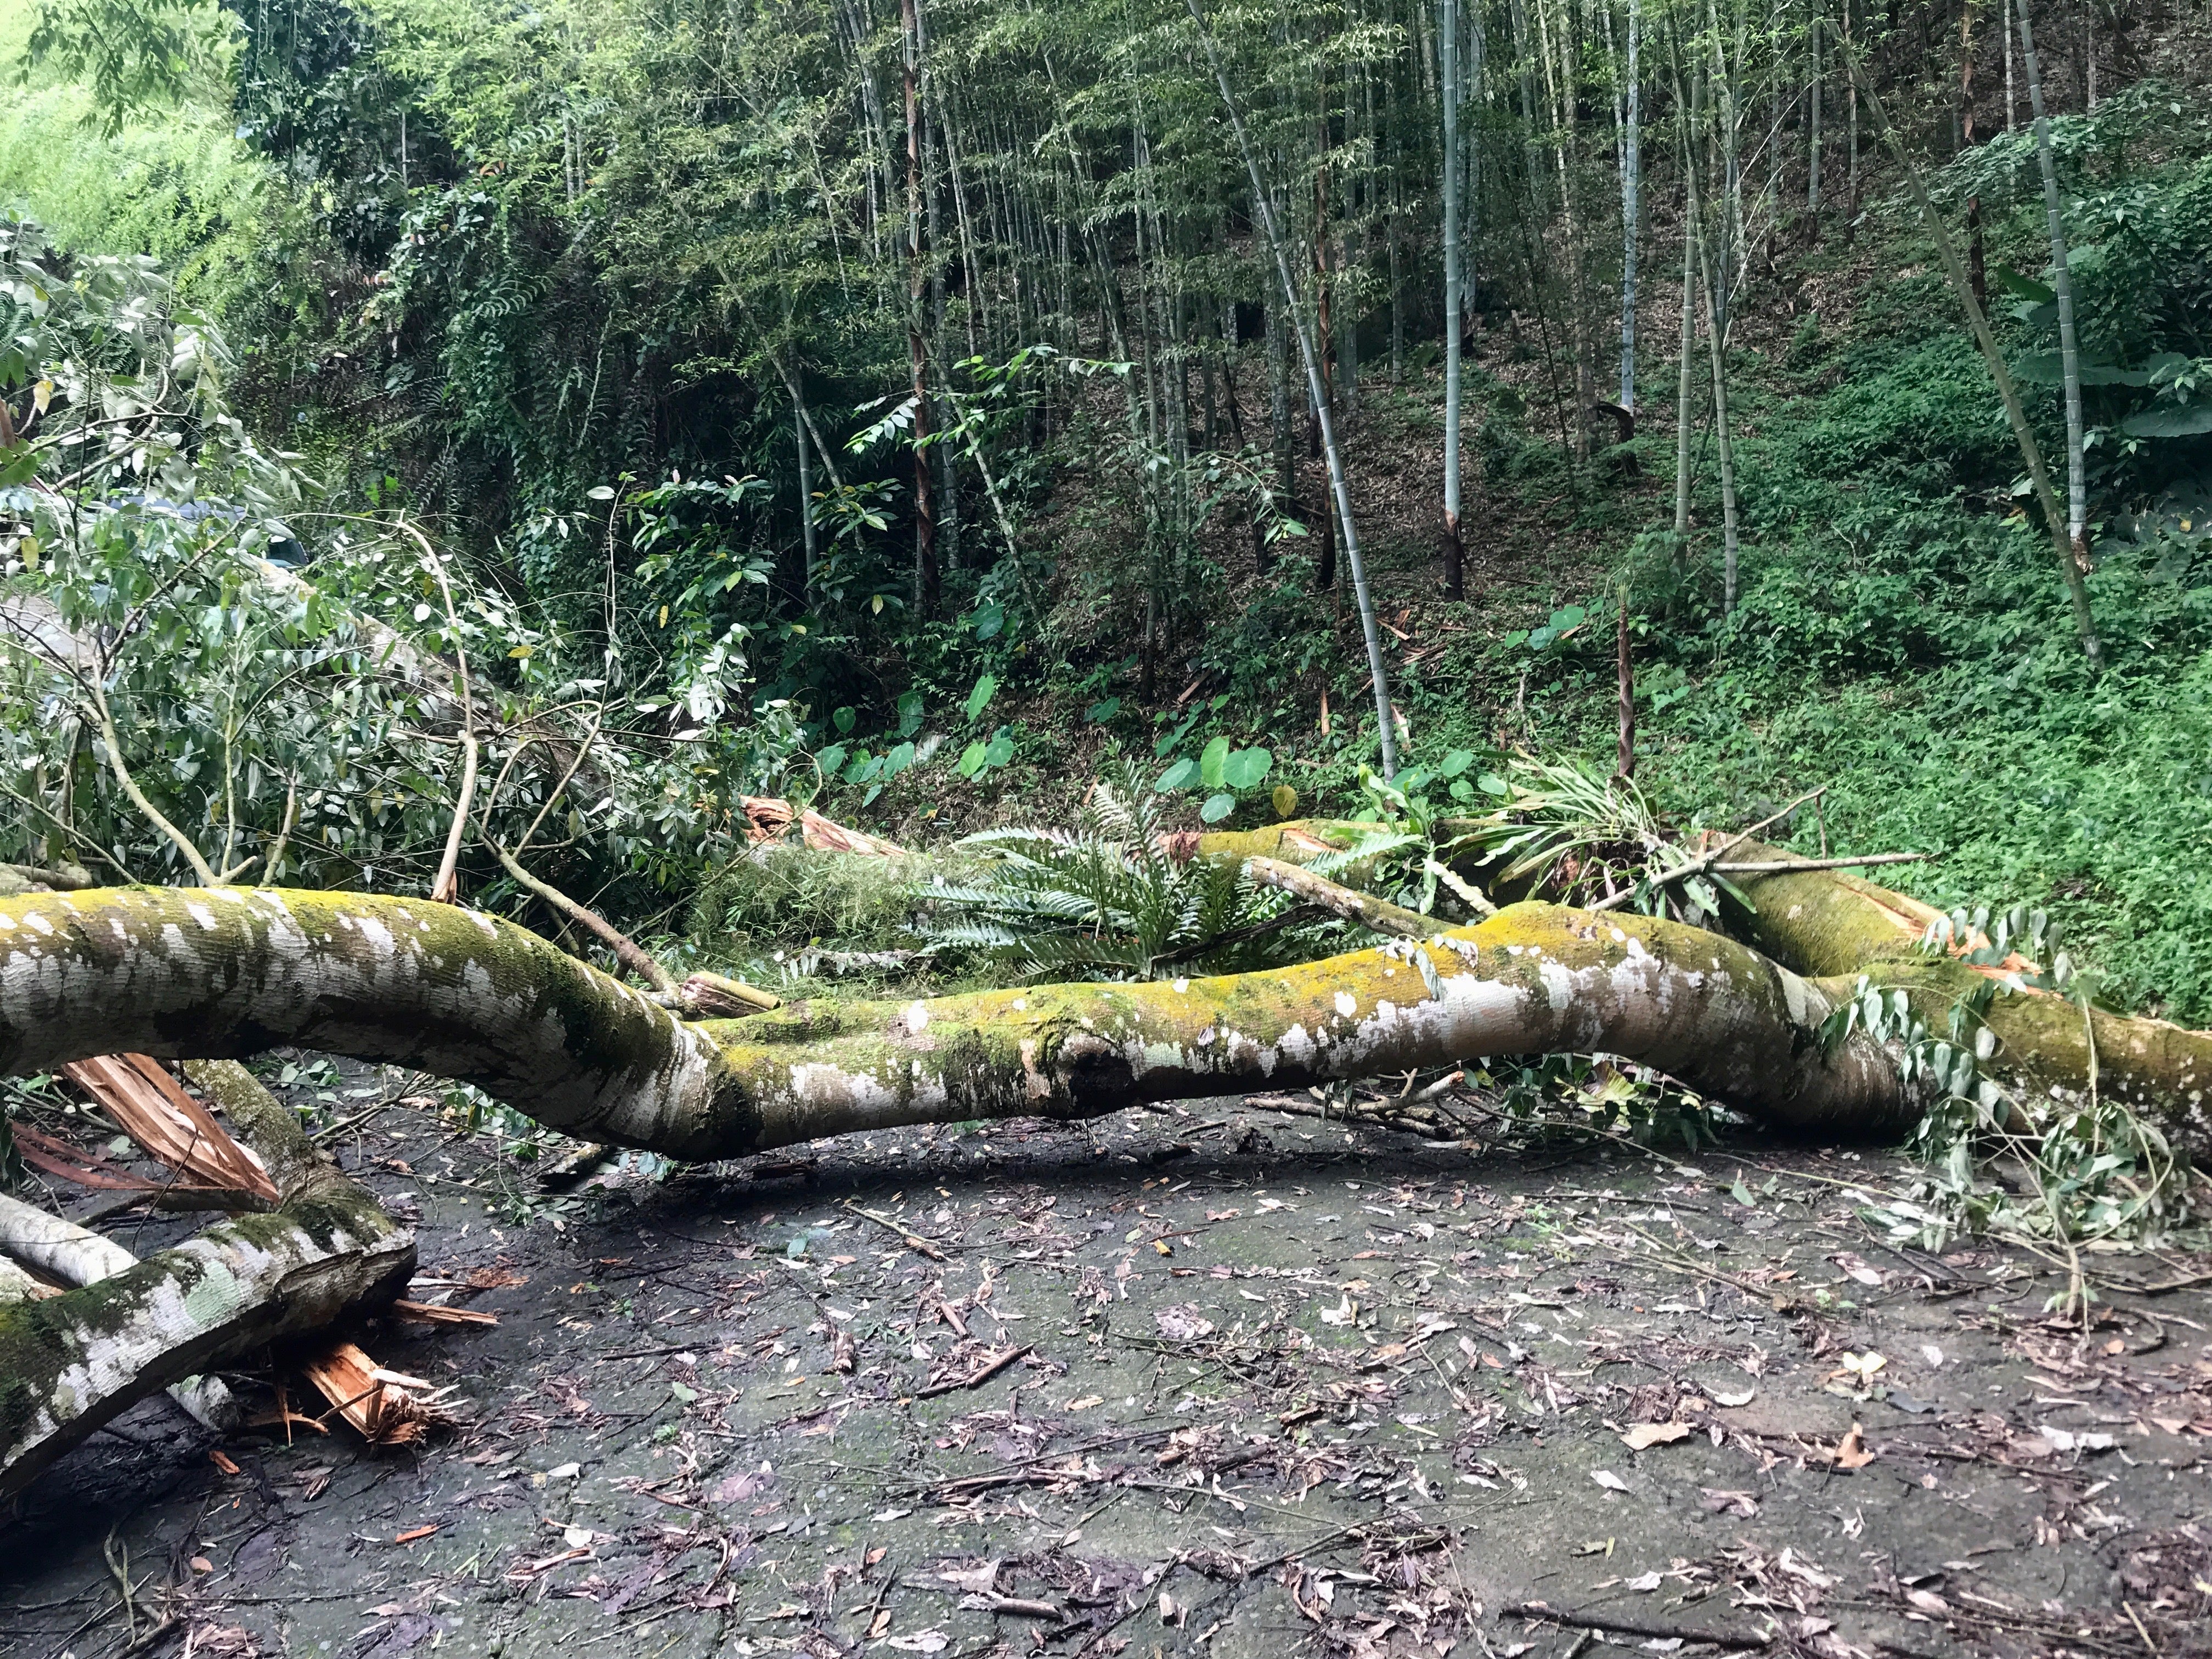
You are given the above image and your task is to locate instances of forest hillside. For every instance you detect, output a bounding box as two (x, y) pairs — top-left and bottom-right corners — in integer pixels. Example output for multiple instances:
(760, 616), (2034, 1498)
(8, 3), (2212, 1653)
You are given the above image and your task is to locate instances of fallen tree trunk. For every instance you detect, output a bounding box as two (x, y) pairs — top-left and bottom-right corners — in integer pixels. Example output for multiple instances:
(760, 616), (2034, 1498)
(1724, 843), (2212, 1144)
(0, 886), (1914, 1162)
(1192, 820), (2212, 1138)
(0, 1058), (414, 1504)
(0, 1190), (240, 1431)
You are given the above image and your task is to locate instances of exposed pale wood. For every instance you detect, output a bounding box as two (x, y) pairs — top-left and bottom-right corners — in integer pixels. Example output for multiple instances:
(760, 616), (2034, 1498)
(61, 1054), (278, 1204)
(0, 1060), (414, 1503)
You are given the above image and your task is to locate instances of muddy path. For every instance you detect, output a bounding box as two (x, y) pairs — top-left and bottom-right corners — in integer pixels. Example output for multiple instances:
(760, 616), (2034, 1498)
(5, 1069), (2210, 1659)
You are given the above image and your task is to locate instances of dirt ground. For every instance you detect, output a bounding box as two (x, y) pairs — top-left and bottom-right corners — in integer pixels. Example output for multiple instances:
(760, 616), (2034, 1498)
(7, 1068), (2211, 1659)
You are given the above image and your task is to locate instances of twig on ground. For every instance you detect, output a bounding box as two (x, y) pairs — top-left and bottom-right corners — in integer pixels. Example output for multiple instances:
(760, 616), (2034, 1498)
(845, 1201), (950, 1261)
(916, 1344), (1030, 1398)
(1505, 1601), (1771, 1650)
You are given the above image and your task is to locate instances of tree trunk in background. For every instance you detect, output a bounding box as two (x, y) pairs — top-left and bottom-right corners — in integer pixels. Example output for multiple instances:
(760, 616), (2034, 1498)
(1537, 0), (1595, 461)
(1262, 290), (1291, 573)
(1844, 0), (1859, 227)
(1967, 194), (1988, 311)
(1686, 65), (1742, 613)
(1313, 129), (1339, 594)
(795, 393), (818, 589)
(1807, 6), (1822, 213)
(1838, 31), (2103, 672)
(1709, 0), (1743, 340)
(1619, 0), (1643, 411)
(1441, 0), (1467, 599)
(2017, 0), (2089, 565)
(1188, 0), (1398, 777)
(1673, 106), (1698, 546)
(902, 0), (939, 618)
(2004, 0), (2017, 128)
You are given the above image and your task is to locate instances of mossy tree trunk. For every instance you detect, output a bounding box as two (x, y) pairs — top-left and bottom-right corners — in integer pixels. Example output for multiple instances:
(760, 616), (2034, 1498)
(1190, 820), (2212, 1143)
(2, 885), (1915, 1163)
(1, 1059), (415, 1504)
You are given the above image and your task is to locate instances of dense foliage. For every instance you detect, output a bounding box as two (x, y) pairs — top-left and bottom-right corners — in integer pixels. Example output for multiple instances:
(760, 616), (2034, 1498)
(3, 0), (2210, 1029)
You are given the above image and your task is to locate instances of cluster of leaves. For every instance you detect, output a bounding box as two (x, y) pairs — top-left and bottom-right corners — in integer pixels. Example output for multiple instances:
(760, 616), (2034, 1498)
(0, 211), (821, 951)
(1316, 751), (1732, 927)
(1827, 907), (2193, 1283)
(1473, 1054), (1720, 1156)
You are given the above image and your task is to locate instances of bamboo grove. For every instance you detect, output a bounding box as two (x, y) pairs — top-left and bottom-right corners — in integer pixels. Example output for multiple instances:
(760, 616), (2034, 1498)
(87, 0), (2130, 724)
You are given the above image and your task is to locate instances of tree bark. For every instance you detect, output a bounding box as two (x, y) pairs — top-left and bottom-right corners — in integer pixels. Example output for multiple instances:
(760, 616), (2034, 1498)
(1188, 819), (2212, 1137)
(1440, 0), (1467, 600)
(2, 885), (1912, 1164)
(2016, 0), (2089, 563)
(1, 1058), (414, 1504)
(0, 1189), (239, 1432)
(1186, 0), (1400, 777)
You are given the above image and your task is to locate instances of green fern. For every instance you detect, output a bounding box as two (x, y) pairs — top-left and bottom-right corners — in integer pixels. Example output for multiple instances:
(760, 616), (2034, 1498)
(926, 759), (1318, 980)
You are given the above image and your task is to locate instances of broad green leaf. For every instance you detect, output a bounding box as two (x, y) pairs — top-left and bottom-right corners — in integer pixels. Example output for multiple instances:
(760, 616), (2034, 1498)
(1199, 792), (1236, 823)
(1199, 734), (1232, 788)
(957, 741), (987, 778)
(1221, 746), (1272, 789)
(1992, 264), (2057, 304)
(815, 743), (848, 777)
(2121, 403), (2212, 438)
(1438, 748), (1475, 777)
(963, 674), (998, 723)
(1155, 757), (1199, 793)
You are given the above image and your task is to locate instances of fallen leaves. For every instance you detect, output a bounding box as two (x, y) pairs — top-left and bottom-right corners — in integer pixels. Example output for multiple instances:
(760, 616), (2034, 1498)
(1590, 1469), (1631, 1492)
(1155, 1304), (1216, 1341)
(1834, 1424), (1876, 1469)
(1620, 1421), (1693, 1451)
(1824, 1350), (1888, 1400)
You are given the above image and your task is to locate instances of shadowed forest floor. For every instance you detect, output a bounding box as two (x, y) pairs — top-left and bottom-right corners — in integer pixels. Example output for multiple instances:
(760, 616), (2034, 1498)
(6, 1063), (2211, 1659)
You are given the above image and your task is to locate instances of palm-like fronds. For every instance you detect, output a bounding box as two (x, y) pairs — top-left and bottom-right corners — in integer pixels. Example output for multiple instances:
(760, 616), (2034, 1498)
(1448, 755), (1673, 899)
(924, 759), (1314, 979)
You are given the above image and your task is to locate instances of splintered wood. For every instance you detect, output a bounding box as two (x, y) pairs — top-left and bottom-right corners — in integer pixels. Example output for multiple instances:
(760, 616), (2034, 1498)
(302, 1344), (461, 1446)
(60, 1054), (280, 1205)
(738, 794), (906, 856)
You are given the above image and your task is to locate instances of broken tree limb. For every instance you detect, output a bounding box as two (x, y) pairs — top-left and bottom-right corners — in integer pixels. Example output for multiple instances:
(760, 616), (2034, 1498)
(0, 861), (94, 891)
(679, 970), (783, 1016)
(0, 1189), (238, 1432)
(0, 886), (1915, 1162)
(487, 836), (681, 998)
(61, 1053), (279, 1204)
(1246, 856), (1434, 939)
(1198, 820), (2212, 1131)
(1725, 843), (2212, 1139)
(0, 1058), (414, 1504)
